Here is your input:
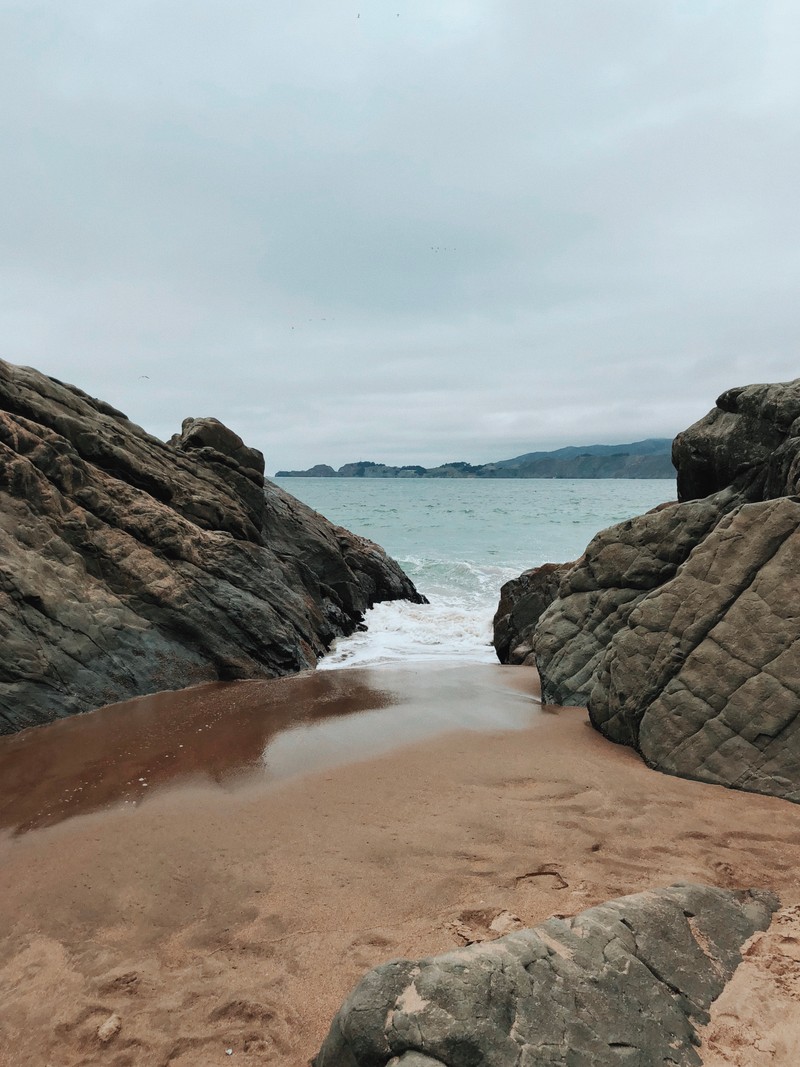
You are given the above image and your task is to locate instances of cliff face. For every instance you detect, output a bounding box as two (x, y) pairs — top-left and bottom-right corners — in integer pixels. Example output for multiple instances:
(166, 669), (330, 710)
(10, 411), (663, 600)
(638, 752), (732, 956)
(0, 359), (423, 733)
(494, 379), (800, 801)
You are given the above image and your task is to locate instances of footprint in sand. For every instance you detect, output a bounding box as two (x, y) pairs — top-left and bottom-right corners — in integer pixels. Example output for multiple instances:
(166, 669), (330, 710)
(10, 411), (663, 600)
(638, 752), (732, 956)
(712, 859), (738, 888)
(513, 866), (569, 890)
(96, 970), (142, 996)
(448, 907), (523, 945)
(346, 930), (398, 968)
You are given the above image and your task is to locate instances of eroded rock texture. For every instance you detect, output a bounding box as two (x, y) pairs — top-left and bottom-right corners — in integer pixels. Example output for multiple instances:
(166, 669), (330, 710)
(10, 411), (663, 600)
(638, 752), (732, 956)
(315, 884), (778, 1067)
(532, 493), (738, 707)
(673, 379), (800, 501)
(590, 498), (800, 799)
(0, 359), (422, 733)
(494, 378), (800, 799)
(492, 562), (573, 667)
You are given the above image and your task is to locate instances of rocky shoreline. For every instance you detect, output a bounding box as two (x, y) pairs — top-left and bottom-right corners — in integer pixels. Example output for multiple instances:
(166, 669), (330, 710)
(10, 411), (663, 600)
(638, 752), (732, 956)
(0, 358), (423, 733)
(3, 366), (800, 1065)
(494, 378), (800, 803)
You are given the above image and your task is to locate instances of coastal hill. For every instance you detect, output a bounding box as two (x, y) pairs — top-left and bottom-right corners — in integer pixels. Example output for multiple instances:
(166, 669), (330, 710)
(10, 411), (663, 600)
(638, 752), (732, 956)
(275, 438), (675, 480)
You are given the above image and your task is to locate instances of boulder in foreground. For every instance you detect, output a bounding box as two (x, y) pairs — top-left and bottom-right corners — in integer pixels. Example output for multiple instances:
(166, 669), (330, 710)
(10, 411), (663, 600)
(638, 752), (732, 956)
(0, 359), (423, 733)
(315, 883), (778, 1067)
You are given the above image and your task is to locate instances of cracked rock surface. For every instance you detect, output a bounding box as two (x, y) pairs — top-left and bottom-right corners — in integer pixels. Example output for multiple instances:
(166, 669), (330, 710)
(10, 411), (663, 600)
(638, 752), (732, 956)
(531, 491), (740, 708)
(314, 884), (778, 1067)
(0, 359), (423, 733)
(590, 497), (800, 799)
(494, 377), (800, 799)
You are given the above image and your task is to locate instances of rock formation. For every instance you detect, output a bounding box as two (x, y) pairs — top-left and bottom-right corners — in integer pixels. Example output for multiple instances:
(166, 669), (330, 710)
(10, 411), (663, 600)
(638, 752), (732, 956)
(672, 380), (800, 501)
(590, 497), (800, 800)
(491, 562), (574, 666)
(0, 359), (423, 733)
(315, 883), (778, 1067)
(494, 378), (800, 801)
(531, 491), (741, 708)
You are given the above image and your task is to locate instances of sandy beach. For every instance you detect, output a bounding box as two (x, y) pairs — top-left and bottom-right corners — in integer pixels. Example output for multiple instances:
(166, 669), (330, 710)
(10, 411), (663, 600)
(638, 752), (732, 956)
(1, 663), (799, 1066)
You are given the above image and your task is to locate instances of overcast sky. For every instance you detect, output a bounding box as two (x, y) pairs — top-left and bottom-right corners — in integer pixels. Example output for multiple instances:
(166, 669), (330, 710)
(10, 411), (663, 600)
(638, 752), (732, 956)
(3, 1), (799, 471)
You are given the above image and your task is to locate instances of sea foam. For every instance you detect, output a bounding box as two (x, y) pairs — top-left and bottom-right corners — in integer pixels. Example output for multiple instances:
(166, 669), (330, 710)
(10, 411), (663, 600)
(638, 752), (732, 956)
(318, 556), (518, 669)
(275, 477), (675, 671)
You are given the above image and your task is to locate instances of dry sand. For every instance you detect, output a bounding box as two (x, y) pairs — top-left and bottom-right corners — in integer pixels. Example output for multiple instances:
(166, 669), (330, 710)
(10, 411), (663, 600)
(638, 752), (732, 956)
(1, 663), (799, 1066)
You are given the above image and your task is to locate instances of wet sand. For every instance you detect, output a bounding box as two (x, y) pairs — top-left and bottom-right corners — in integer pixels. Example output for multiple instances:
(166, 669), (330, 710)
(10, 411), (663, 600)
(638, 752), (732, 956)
(1, 663), (799, 1065)
(0, 664), (538, 833)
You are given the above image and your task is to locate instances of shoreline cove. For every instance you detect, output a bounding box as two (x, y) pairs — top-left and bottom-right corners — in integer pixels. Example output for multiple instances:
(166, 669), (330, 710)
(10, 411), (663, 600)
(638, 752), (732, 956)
(3, 359), (800, 1063)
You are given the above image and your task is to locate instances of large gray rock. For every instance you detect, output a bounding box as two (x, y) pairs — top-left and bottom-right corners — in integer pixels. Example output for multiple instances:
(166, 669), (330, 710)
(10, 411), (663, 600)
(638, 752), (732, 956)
(0, 359), (423, 733)
(498, 377), (800, 799)
(531, 492), (738, 706)
(590, 497), (800, 800)
(673, 379), (800, 502)
(315, 884), (778, 1067)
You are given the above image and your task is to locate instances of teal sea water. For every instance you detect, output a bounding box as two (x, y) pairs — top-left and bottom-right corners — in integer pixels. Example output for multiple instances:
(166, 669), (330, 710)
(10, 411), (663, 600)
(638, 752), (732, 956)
(274, 477), (675, 667)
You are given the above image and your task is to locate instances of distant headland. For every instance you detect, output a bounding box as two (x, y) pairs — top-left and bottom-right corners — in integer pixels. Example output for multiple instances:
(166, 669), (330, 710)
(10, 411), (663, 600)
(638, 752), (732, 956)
(275, 438), (675, 480)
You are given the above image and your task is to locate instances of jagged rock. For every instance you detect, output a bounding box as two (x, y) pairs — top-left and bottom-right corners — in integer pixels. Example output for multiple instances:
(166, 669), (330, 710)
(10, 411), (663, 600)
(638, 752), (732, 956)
(0, 359), (423, 733)
(315, 884), (778, 1067)
(171, 415), (265, 474)
(492, 562), (573, 667)
(673, 379), (800, 502)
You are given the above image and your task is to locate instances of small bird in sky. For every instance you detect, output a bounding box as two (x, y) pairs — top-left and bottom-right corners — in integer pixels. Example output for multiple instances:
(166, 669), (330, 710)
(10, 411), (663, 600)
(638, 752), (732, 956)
(139, 375), (150, 379)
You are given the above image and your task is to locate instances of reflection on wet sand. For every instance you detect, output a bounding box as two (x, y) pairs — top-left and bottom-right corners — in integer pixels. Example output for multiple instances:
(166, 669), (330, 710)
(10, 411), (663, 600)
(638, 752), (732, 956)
(0, 664), (540, 833)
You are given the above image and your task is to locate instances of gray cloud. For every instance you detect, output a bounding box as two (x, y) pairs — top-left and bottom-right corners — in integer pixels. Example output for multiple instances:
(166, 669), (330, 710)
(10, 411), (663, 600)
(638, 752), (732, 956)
(1, 1), (799, 470)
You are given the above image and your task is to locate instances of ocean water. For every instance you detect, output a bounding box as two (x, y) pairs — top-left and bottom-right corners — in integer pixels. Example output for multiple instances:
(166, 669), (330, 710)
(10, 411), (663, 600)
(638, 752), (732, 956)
(273, 477), (675, 668)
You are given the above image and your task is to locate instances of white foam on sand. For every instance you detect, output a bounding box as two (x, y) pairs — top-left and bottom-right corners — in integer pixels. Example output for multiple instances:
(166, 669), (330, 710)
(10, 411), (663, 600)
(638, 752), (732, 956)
(318, 582), (505, 670)
(319, 555), (532, 670)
